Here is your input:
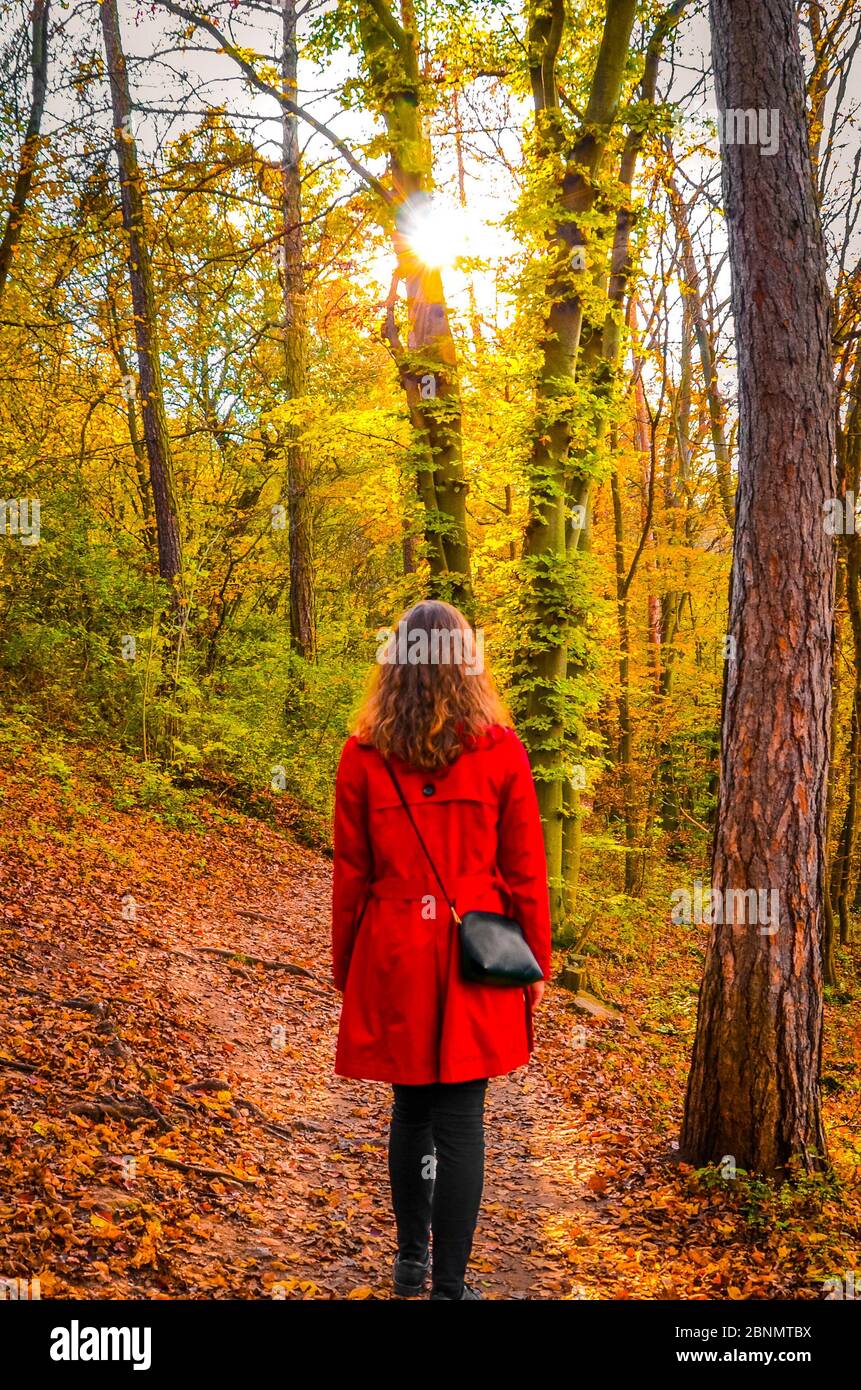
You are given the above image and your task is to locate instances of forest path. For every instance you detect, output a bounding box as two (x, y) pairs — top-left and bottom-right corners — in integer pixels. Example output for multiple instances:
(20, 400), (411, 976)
(180, 921), (598, 1301)
(3, 761), (845, 1300)
(0, 776), (630, 1301)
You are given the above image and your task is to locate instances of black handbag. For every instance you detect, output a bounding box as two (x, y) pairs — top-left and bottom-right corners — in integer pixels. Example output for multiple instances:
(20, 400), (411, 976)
(382, 758), (544, 988)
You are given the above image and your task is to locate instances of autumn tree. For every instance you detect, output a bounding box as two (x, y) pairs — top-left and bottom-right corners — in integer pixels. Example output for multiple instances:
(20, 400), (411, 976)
(573, 1), (689, 900)
(512, 0), (637, 923)
(153, 0), (329, 659)
(353, 0), (473, 612)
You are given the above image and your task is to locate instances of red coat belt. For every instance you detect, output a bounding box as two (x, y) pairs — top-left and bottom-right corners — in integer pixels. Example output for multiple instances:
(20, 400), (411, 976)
(368, 869), (507, 902)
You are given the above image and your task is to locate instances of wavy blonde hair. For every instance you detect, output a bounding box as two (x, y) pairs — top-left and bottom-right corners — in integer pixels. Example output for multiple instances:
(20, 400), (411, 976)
(354, 600), (511, 770)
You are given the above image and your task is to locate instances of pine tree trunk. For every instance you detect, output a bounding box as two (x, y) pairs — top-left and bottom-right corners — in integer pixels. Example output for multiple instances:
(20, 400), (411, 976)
(680, 0), (835, 1175)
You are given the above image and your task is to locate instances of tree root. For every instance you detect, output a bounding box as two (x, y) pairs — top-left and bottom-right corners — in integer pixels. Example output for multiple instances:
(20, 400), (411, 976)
(0, 1054), (37, 1074)
(196, 945), (312, 978)
(234, 909), (294, 927)
(68, 1090), (172, 1131)
(145, 1154), (260, 1186)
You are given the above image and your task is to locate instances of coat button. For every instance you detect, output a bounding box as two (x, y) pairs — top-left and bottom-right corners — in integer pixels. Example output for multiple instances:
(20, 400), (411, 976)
(422, 783), (435, 796)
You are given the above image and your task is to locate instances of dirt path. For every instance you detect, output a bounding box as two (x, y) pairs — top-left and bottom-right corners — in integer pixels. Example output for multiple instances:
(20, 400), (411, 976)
(3, 765), (847, 1300)
(0, 784), (609, 1300)
(133, 860), (601, 1299)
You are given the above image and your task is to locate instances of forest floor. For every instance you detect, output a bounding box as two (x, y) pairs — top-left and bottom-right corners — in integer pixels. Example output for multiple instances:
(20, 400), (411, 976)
(2, 723), (860, 1300)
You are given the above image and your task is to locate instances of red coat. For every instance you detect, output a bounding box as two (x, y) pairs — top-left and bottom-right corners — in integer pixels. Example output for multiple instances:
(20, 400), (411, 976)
(331, 725), (552, 1085)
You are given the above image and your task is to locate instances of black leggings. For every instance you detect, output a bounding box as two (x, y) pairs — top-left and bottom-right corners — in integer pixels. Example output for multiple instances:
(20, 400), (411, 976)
(388, 1078), (488, 1299)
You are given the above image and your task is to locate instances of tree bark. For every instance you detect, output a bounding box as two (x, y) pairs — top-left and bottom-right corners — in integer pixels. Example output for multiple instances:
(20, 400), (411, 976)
(680, 0), (835, 1175)
(100, 0), (184, 608)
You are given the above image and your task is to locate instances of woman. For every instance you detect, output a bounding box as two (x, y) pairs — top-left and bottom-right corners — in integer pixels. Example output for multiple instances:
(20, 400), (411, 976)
(331, 599), (552, 1300)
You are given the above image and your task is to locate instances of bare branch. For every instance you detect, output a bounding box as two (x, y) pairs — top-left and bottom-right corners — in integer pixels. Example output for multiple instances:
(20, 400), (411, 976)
(153, 0), (392, 202)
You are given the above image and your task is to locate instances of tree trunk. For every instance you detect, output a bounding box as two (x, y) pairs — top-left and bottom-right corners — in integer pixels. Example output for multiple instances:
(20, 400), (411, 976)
(516, 0), (637, 926)
(610, 459), (637, 892)
(805, 2), (828, 184)
(832, 701), (857, 946)
(281, 0), (315, 660)
(0, 0), (50, 305)
(555, 2), (687, 914)
(830, 355), (861, 951)
(100, 0), (184, 609)
(357, 0), (472, 613)
(821, 600), (841, 985)
(104, 281), (156, 557)
(657, 300), (691, 849)
(680, 0), (835, 1175)
(665, 168), (735, 529)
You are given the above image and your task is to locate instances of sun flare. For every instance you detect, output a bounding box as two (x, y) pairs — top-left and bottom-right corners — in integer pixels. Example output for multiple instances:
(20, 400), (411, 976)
(396, 194), (472, 270)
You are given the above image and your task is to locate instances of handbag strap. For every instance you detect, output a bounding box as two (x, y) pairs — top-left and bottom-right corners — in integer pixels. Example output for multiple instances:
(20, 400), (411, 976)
(382, 756), (462, 924)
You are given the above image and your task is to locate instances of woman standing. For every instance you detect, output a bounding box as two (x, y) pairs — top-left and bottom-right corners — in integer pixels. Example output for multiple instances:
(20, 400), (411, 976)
(331, 600), (552, 1300)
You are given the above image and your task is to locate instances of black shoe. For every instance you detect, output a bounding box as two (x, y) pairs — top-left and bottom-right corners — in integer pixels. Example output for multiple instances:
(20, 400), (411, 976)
(393, 1250), (431, 1297)
(430, 1283), (483, 1300)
